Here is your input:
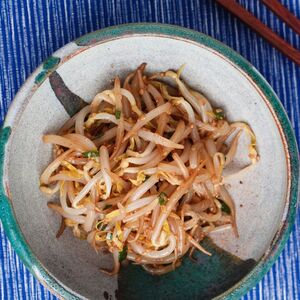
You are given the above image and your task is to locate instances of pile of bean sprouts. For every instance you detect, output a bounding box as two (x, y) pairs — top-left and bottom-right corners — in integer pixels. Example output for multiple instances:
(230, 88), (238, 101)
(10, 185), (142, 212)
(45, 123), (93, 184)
(40, 64), (258, 275)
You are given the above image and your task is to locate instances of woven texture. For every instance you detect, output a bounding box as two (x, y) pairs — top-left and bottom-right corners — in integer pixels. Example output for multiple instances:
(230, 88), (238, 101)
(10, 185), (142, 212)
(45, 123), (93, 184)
(0, 1), (299, 299)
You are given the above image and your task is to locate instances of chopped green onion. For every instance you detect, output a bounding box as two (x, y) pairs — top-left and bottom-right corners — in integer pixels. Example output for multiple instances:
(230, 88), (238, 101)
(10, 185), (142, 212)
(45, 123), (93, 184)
(159, 192), (167, 206)
(82, 150), (99, 158)
(115, 110), (121, 119)
(103, 204), (112, 210)
(214, 109), (224, 120)
(98, 223), (107, 231)
(119, 245), (128, 262)
(107, 232), (113, 240)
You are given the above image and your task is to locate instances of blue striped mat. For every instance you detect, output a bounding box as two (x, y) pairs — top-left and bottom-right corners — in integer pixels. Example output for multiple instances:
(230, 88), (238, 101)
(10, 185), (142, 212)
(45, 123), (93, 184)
(0, 1), (299, 299)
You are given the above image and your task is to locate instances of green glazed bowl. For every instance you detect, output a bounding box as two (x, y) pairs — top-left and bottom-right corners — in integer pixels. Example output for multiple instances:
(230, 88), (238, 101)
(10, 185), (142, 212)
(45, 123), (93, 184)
(0, 23), (299, 300)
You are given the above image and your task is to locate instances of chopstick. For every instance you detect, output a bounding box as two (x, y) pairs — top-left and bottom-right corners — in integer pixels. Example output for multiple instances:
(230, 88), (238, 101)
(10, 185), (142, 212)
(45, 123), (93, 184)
(262, 0), (300, 36)
(216, 0), (300, 66)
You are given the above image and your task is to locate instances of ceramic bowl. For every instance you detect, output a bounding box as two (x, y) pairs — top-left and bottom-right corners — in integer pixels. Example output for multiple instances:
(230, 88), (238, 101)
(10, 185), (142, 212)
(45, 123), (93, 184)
(0, 24), (298, 300)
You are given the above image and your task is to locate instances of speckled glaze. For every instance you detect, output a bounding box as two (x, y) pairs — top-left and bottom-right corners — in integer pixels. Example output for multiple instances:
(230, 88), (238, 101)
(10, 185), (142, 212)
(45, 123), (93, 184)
(0, 24), (298, 300)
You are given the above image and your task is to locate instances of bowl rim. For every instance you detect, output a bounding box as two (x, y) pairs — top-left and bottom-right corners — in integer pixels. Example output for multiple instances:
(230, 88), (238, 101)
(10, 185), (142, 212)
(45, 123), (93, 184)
(0, 23), (299, 300)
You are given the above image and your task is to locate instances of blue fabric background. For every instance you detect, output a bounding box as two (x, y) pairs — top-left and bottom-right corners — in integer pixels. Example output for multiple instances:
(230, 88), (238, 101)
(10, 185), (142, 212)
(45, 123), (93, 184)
(0, 1), (299, 299)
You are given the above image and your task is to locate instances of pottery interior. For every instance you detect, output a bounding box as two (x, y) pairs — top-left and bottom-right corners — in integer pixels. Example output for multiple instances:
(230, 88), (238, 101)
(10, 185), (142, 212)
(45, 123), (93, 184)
(2, 33), (290, 299)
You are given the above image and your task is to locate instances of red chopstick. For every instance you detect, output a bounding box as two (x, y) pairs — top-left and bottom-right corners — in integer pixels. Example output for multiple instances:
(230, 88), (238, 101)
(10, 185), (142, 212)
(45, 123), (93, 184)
(216, 0), (300, 66)
(262, 0), (300, 36)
